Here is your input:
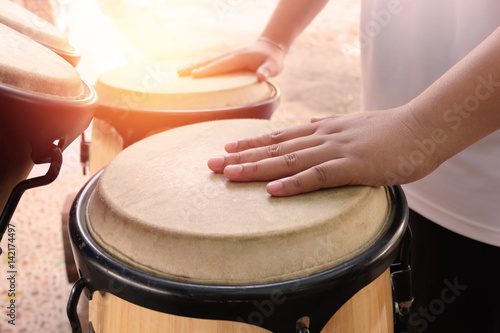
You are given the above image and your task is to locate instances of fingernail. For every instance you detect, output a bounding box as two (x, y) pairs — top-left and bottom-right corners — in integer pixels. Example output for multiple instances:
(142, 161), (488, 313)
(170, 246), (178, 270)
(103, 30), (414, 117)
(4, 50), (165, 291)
(208, 156), (225, 170)
(225, 141), (238, 152)
(267, 180), (284, 192)
(257, 69), (268, 82)
(225, 164), (243, 176)
(177, 66), (191, 76)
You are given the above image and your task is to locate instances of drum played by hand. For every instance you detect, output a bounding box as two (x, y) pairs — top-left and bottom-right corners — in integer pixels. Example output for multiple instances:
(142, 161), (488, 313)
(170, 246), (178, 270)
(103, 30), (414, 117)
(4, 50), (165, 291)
(68, 119), (409, 333)
(88, 62), (280, 174)
(0, 0), (80, 66)
(0, 23), (96, 222)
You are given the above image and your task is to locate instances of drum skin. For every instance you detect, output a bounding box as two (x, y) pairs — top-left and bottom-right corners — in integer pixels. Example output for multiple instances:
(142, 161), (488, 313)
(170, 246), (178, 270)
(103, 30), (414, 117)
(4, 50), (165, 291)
(0, 0), (81, 66)
(88, 62), (280, 174)
(68, 119), (409, 333)
(0, 23), (83, 99)
(87, 119), (391, 286)
(94, 64), (272, 111)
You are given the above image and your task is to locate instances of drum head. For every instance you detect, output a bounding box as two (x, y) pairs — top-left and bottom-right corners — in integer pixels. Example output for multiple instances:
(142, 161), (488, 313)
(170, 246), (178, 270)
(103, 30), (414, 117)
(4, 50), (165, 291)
(0, 0), (80, 66)
(86, 119), (392, 285)
(95, 62), (272, 110)
(68, 120), (408, 332)
(0, 24), (97, 162)
(92, 62), (280, 145)
(0, 23), (82, 99)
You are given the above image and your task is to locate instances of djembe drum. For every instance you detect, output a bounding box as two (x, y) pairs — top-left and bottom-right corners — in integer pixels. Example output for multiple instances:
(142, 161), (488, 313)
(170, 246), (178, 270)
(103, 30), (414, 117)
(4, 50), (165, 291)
(86, 62), (280, 175)
(67, 119), (411, 333)
(0, 0), (81, 66)
(0, 23), (97, 251)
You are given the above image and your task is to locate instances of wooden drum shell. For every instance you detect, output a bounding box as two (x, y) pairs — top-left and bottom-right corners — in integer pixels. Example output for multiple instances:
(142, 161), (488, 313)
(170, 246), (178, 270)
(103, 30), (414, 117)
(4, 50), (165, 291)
(89, 269), (393, 333)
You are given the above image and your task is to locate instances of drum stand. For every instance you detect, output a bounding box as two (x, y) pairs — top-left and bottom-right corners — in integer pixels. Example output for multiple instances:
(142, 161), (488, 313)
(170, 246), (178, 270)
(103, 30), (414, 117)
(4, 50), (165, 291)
(0, 140), (64, 255)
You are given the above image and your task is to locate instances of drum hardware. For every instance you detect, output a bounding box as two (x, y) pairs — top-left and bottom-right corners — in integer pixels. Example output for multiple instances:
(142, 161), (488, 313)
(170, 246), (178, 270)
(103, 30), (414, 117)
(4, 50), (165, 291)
(296, 317), (311, 333)
(390, 227), (414, 323)
(80, 133), (90, 176)
(0, 139), (63, 254)
(66, 173), (409, 333)
(67, 277), (86, 333)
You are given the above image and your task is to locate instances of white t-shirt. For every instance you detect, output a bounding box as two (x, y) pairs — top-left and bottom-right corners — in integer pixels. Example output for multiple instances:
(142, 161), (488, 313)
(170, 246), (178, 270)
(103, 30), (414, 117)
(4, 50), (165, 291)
(360, 0), (500, 246)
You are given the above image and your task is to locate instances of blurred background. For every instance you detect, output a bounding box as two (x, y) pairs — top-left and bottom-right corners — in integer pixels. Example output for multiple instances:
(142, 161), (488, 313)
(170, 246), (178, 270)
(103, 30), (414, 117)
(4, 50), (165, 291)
(0, 0), (360, 331)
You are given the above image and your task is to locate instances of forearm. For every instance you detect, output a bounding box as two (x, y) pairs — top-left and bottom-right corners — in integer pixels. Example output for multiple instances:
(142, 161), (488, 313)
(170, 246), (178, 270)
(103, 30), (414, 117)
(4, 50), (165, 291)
(409, 26), (500, 163)
(260, 0), (330, 52)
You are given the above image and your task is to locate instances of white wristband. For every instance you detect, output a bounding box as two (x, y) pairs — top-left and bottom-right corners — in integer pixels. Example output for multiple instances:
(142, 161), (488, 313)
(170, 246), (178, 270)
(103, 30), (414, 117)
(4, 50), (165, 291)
(258, 36), (285, 52)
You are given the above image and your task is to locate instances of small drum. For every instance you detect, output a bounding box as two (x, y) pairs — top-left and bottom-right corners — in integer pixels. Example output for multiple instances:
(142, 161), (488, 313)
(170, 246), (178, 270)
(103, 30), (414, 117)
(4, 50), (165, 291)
(68, 119), (410, 333)
(87, 62), (280, 175)
(0, 23), (97, 246)
(0, 0), (81, 66)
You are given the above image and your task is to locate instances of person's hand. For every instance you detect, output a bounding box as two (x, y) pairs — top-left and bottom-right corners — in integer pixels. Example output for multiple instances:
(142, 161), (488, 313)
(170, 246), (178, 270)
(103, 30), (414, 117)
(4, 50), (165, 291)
(177, 38), (286, 81)
(208, 106), (443, 196)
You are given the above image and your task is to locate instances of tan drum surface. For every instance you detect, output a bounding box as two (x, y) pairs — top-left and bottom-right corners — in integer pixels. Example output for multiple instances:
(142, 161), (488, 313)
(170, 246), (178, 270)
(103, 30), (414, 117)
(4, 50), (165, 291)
(94, 62), (271, 110)
(0, 0), (74, 54)
(87, 119), (391, 285)
(0, 23), (83, 98)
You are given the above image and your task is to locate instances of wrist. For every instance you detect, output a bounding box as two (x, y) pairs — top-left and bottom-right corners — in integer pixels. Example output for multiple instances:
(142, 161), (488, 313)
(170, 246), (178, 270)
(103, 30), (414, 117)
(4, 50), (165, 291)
(257, 36), (287, 53)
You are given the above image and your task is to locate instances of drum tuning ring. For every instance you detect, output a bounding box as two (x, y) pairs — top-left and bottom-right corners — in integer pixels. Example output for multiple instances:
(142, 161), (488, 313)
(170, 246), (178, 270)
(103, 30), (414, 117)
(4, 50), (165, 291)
(295, 316), (311, 333)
